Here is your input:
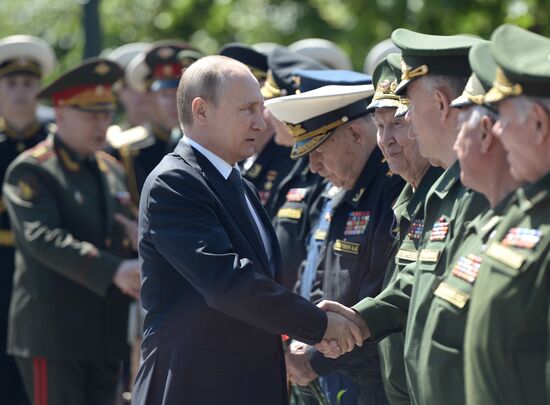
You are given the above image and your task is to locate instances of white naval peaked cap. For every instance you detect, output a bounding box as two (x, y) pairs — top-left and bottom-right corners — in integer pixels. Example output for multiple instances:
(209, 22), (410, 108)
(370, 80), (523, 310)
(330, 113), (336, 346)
(265, 84), (374, 124)
(125, 51), (150, 92)
(289, 38), (352, 70)
(0, 35), (56, 76)
(106, 42), (149, 70)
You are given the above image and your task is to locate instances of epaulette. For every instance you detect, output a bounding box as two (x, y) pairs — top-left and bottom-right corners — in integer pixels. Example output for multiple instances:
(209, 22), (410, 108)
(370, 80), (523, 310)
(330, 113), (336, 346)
(27, 139), (55, 163)
(107, 125), (155, 150)
(96, 150), (123, 171)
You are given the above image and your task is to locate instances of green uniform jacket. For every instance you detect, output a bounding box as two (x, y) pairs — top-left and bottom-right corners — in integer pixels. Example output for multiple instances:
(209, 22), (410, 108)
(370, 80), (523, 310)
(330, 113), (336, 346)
(354, 161), (488, 405)
(417, 192), (514, 405)
(464, 172), (550, 404)
(3, 134), (135, 361)
(378, 166), (442, 405)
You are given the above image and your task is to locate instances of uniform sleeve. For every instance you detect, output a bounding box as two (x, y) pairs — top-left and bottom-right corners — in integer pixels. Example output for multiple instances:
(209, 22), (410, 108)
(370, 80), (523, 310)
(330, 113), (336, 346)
(143, 168), (328, 345)
(309, 340), (380, 376)
(3, 160), (122, 296)
(353, 260), (414, 341)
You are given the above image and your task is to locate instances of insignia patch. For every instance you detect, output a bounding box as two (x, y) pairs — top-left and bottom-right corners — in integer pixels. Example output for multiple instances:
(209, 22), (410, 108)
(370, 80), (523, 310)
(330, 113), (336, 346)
(277, 207), (302, 220)
(314, 229), (327, 241)
(430, 217), (449, 241)
(352, 188), (365, 203)
(333, 239), (360, 255)
(344, 211), (371, 236)
(17, 180), (35, 201)
(395, 248), (418, 261)
(419, 248), (440, 262)
(501, 228), (542, 249)
(407, 219), (424, 240)
(452, 254), (482, 284)
(433, 282), (469, 308)
(94, 62), (111, 75)
(286, 188), (308, 202)
(485, 242), (525, 270)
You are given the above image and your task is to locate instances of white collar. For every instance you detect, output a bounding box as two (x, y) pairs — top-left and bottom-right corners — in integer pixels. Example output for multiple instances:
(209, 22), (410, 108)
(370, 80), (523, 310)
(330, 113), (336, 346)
(184, 136), (238, 180)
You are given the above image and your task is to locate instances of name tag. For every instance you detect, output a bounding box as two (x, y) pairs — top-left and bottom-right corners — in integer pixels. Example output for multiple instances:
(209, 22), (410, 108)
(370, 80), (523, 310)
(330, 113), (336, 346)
(434, 282), (469, 308)
(276, 207), (302, 220)
(395, 248), (418, 261)
(485, 242), (526, 270)
(334, 239), (360, 255)
(419, 248), (440, 262)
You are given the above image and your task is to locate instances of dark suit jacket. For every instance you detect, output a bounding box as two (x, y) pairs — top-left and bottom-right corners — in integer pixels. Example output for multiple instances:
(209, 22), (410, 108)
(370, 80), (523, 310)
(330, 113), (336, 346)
(133, 140), (327, 405)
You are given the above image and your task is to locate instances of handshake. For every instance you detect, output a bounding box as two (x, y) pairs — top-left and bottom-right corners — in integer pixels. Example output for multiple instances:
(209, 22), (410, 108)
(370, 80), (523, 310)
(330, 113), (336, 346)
(315, 300), (370, 358)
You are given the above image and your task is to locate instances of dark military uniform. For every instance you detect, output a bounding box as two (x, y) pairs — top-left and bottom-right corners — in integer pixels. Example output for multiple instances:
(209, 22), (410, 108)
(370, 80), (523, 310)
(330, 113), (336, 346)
(4, 134), (136, 404)
(305, 149), (404, 402)
(271, 157), (324, 289)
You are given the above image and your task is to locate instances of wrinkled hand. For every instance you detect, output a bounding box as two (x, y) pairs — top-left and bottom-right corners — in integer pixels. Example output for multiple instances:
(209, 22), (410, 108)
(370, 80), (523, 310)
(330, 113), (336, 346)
(285, 341), (318, 386)
(113, 259), (141, 299)
(315, 300), (370, 358)
(114, 213), (139, 251)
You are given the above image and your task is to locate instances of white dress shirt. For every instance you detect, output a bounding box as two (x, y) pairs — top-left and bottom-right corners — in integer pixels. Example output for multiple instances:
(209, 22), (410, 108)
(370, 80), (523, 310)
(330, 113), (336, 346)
(184, 136), (273, 262)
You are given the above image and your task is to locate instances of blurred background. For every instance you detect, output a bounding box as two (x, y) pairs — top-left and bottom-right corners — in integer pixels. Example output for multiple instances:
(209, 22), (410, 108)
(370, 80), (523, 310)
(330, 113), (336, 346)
(1, 0), (549, 82)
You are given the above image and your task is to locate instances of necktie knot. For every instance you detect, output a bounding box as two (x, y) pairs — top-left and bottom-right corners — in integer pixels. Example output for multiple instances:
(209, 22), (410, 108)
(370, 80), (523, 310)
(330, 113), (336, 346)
(228, 168), (245, 192)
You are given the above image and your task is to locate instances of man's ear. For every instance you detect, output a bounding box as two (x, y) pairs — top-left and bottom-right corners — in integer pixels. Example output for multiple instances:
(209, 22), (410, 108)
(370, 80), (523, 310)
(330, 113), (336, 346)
(480, 115), (495, 154)
(532, 102), (550, 146)
(191, 97), (208, 124)
(434, 89), (451, 122)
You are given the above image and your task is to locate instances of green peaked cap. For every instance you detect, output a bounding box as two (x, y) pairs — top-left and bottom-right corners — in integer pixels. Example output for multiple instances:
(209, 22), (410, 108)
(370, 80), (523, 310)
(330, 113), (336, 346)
(367, 52), (409, 112)
(391, 28), (485, 95)
(485, 24), (550, 104)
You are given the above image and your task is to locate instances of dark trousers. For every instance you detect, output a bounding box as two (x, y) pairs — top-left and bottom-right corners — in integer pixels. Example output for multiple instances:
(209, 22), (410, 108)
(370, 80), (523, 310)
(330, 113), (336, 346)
(16, 356), (120, 405)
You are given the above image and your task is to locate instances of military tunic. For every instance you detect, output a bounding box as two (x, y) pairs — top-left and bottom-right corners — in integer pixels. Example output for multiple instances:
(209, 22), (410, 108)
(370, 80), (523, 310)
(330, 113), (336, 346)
(354, 161), (488, 405)
(271, 157), (325, 289)
(417, 192), (514, 405)
(242, 137), (295, 218)
(464, 172), (550, 405)
(305, 148), (404, 399)
(377, 166), (442, 405)
(3, 134), (135, 361)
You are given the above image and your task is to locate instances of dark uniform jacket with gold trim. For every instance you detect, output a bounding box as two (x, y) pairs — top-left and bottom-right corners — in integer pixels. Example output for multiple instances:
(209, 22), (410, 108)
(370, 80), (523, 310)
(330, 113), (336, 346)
(304, 148), (405, 386)
(3, 134), (136, 361)
(271, 157), (325, 289)
(242, 137), (295, 218)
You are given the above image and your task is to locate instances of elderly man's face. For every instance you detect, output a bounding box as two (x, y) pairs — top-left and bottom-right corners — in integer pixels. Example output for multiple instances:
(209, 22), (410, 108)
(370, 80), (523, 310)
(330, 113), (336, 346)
(207, 71), (266, 164)
(56, 107), (113, 155)
(405, 78), (447, 166)
(374, 107), (425, 183)
(309, 126), (355, 188)
(493, 97), (543, 182)
(454, 107), (486, 190)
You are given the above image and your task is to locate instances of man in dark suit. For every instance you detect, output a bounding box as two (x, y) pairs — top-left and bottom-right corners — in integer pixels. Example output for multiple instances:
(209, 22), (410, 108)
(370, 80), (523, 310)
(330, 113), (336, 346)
(132, 55), (367, 405)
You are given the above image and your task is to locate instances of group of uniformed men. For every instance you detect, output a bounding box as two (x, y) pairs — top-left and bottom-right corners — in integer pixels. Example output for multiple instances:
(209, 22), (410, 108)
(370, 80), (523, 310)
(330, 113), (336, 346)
(0, 21), (548, 405)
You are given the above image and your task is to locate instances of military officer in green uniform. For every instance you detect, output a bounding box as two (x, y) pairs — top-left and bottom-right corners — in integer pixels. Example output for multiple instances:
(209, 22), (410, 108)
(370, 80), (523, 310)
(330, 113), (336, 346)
(368, 53), (442, 405)
(416, 40), (522, 405)
(267, 82), (404, 404)
(0, 34), (57, 405)
(270, 69), (372, 290)
(464, 25), (550, 405)
(110, 41), (199, 208)
(316, 30), (488, 405)
(3, 58), (141, 405)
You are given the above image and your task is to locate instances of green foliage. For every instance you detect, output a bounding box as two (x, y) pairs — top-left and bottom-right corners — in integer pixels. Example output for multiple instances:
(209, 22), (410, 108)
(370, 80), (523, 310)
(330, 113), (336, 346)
(1, 0), (549, 79)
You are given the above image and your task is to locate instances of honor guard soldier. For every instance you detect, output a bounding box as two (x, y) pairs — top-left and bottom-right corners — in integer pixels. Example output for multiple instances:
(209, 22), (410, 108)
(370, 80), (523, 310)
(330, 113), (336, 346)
(463, 25), (550, 405)
(110, 41), (199, 208)
(417, 40), (522, 405)
(0, 34), (56, 405)
(368, 53), (442, 405)
(241, 46), (327, 216)
(267, 82), (404, 404)
(270, 69), (372, 291)
(3, 58), (141, 405)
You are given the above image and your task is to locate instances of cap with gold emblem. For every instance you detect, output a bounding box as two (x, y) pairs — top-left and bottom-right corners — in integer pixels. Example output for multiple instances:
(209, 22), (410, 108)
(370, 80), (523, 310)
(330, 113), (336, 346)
(0, 35), (56, 78)
(265, 75), (374, 158)
(484, 24), (550, 104)
(144, 40), (197, 92)
(367, 52), (408, 114)
(391, 29), (485, 94)
(288, 38), (352, 70)
(37, 58), (123, 112)
(450, 41), (497, 108)
(261, 46), (328, 100)
(219, 43), (268, 81)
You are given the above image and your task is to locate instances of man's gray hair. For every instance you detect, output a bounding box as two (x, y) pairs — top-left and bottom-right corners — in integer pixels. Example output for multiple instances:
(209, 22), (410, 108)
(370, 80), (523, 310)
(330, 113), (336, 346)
(177, 55), (237, 129)
(468, 105), (499, 127)
(510, 95), (550, 124)
(422, 74), (469, 100)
